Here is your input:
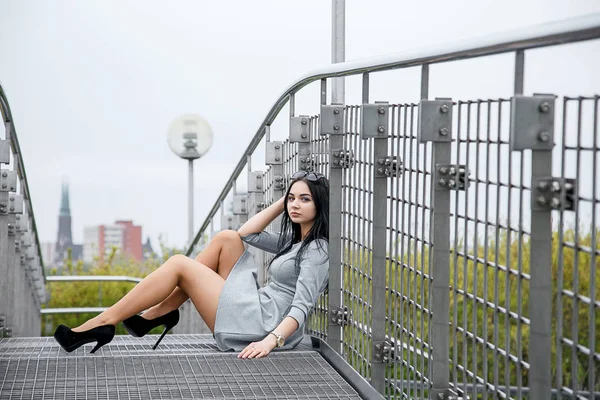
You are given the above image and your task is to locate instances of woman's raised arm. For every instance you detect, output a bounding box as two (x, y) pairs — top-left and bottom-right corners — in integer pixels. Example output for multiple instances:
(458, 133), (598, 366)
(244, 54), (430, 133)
(237, 196), (285, 236)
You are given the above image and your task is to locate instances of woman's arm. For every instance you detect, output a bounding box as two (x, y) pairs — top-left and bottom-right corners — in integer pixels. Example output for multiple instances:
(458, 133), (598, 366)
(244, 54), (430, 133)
(237, 196), (285, 237)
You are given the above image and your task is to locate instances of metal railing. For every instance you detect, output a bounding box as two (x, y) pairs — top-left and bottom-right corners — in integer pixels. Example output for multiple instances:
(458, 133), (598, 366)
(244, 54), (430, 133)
(183, 14), (600, 400)
(0, 84), (49, 338)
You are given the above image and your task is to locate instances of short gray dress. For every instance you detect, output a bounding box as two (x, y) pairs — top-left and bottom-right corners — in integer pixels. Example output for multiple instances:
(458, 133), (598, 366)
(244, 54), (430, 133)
(213, 231), (329, 351)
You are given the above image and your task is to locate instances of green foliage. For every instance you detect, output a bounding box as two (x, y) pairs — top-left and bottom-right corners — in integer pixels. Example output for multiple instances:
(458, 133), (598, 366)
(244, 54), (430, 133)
(42, 242), (184, 337)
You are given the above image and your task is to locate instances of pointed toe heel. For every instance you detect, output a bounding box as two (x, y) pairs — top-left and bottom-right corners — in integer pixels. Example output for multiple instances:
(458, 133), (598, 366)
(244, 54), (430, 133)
(122, 309), (179, 350)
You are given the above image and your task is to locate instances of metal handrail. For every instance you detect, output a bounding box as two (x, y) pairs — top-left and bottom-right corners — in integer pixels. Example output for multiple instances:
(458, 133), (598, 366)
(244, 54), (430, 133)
(42, 276), (142, 315)
(46, 275), (143, 283)
(185, 12), (600, 255)
(0, 84), (46, 283)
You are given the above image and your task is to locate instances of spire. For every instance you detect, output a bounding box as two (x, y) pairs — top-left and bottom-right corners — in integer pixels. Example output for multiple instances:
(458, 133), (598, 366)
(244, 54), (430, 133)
(59, 181), (70, 216)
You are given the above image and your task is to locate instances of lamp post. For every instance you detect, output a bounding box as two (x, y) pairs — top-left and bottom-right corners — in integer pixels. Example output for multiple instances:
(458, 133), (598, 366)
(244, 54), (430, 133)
(167, 114), (213, 244)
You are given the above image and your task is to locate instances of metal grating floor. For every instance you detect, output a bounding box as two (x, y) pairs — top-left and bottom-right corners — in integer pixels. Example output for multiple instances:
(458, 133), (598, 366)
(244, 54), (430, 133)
(0, 334), (362, 399)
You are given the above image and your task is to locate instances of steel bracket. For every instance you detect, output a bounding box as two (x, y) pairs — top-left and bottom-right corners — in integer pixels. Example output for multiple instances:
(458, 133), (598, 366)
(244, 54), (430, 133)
(329, 306), (349, 326)
(532, 177), (577, 211)
(248, 171), (264, 193)
(21, 232), (32, 247)
(418, 98), (453, 143)
(332, 149), (355, 169)
(265, 141), (283, 165)
(0, 140), (9, 164)
(373, 340), (394, 363)
(221, 214), (235, 230)
(232, 195), (248, 215)
(320, 103), (345, 135)
(0, 169), (17, 192)
(7, 222), (14, 236)
(298, 153), (317, 172)
(510, 94), (556, 151)
(273, 174), (285, 190)
(15, 214), (27, 232)
(437, 389), (469, 400)
(436, 164), (469, 191)
(15, 238), (21, 252)
(290, 116), (311, 143)
(361, 101), (389, 139)
(375, 156), (402, 178)
(8, 194), (23, 214)
(0, 192), (7, 215)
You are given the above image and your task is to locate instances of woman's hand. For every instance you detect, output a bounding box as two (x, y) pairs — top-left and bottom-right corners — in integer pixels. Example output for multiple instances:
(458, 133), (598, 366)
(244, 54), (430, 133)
(237, 335), (277, 359)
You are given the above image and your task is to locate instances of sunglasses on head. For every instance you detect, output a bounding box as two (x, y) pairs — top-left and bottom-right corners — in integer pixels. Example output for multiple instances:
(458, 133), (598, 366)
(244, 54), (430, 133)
(291, 171), (326, 182)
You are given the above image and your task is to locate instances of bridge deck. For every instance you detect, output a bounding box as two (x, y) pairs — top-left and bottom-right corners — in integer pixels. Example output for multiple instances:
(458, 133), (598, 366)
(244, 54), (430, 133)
(0, 334), (378, 399)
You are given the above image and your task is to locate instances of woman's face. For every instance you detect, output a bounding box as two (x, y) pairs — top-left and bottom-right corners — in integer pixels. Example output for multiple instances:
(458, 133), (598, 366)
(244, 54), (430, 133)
(286, 180), (317, 225)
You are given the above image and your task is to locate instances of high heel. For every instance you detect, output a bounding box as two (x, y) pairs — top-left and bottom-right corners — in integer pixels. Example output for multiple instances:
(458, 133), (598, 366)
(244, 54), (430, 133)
(122, 309), (179, 350)
(53, 324), (115, 354)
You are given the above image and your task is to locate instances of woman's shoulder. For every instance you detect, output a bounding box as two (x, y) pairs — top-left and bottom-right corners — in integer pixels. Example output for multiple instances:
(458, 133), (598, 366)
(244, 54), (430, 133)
(305, 238), (329, 259)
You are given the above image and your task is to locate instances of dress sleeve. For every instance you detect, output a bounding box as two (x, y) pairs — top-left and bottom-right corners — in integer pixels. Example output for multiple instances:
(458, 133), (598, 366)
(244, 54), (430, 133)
(286, 239), (329, 327)
(240, 231), (284, 254)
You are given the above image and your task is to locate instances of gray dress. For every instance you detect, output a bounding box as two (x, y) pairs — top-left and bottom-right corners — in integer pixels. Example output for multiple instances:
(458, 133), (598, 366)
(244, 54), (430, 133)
(213, 231), (329, 351)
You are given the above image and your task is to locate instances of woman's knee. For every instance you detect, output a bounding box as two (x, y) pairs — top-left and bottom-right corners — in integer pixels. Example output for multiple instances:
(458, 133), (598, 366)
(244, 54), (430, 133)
(214, 230), (243, 245)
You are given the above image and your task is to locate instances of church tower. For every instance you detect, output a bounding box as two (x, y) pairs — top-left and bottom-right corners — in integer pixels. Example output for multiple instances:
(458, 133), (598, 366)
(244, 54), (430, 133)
(54, 182), (73, 266)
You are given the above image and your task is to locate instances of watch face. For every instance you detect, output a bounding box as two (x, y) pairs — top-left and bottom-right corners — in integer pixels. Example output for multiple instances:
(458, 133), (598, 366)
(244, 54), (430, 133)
(277, 337), (284, 347)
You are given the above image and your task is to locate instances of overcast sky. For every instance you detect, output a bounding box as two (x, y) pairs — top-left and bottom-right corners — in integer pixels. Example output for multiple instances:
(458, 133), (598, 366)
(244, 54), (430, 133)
(1, 0), (599, 251)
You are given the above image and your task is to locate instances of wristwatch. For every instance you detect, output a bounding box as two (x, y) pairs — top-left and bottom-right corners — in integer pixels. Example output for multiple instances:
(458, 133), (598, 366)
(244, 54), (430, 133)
(269, 331), (285, 348)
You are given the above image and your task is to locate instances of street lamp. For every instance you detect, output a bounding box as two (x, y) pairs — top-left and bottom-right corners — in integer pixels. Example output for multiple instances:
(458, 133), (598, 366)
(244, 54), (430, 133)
(167, 114), (213, 244)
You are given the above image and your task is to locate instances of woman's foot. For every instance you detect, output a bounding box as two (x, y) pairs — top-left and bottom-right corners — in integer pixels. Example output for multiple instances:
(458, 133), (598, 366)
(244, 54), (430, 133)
(72, 315), (114, 333)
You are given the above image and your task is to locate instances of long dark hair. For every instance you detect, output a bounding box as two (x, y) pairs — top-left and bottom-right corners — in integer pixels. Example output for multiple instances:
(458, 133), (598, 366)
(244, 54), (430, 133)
(269, 175), (329, 272)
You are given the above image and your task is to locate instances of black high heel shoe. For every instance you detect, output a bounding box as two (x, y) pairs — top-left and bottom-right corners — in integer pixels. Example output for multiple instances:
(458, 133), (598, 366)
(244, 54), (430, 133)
(122, 309), (180, 350)
(53, 324), (115, 354)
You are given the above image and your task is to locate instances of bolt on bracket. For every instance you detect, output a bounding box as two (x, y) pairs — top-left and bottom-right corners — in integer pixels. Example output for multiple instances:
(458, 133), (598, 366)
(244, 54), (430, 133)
(232, 194), (248, 215)
(532, 177), (577, 211)
(248, 171), (264, 193)
(290, 116), (311, 143)
(298, 153), (317, 172)
(436, 164), (469, 190)
(375, 156), (402, 178)
(265, 141), (283, 165)
(0, 169), (17, 192)
(332, 149), (355, 169)
(329, 306), (350, 326)
(373, 340), (394, 363)
(418, 98), (453, 143)
(510, 94), (556, 151)
(361, 101), (389, 139)
(320, 103), (345, 135)
(273, 174), (285, 190)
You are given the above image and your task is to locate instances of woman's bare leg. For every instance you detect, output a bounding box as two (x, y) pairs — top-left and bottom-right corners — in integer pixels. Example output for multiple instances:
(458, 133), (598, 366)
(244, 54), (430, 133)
(127, 230), (245, 320)
(72, 254), (226, 332)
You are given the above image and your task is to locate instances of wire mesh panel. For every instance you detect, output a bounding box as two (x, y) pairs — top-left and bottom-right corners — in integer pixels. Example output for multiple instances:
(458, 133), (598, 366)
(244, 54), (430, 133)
(307, 114), (331, 340)
(340, 105), (374, 380)
(386, 103), (434, 399)
(554, 95), (600, 398)
(449, 99), (531, 399)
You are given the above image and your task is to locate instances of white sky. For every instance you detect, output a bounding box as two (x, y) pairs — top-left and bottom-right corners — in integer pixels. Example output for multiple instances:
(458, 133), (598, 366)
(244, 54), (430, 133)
(1, 0), (599, 250)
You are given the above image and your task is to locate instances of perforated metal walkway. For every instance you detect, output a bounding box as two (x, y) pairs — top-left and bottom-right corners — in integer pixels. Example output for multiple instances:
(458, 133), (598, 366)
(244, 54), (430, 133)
(0, 334), (380, 399)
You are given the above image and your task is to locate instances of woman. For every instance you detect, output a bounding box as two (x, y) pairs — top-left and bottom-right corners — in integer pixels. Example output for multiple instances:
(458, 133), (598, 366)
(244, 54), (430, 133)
(53, 171), (329, 359)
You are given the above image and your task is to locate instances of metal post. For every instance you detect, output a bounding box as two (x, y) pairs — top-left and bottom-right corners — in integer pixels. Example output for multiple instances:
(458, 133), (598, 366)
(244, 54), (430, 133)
(326, 0), (345, 354)
(188, 159), (194, 244)
(514, 49), (552, 400)
(332, 0), (345, 103)
(369, 93), (389, 394)
(416, 64), (453, 399)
